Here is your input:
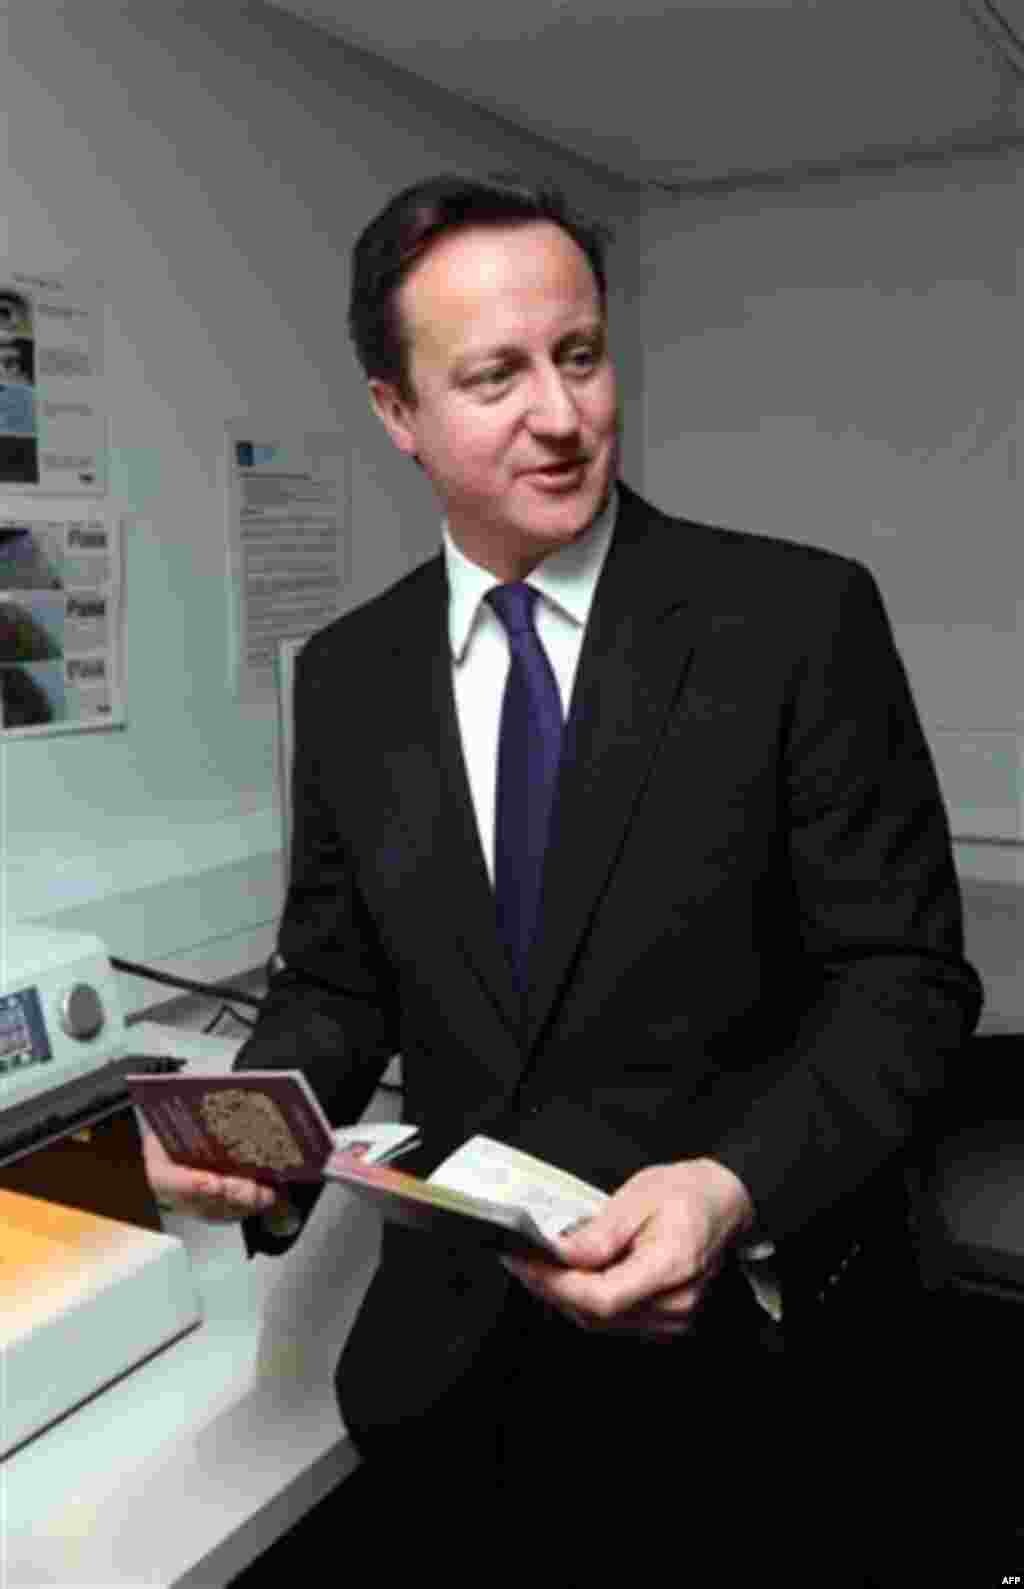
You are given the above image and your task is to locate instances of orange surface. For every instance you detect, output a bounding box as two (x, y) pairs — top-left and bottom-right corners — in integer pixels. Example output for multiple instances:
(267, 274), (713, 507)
(0, 1188), (123, 1298)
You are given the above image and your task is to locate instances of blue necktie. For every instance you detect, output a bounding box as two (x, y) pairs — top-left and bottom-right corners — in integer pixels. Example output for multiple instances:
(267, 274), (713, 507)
(486, 583), (565, 988)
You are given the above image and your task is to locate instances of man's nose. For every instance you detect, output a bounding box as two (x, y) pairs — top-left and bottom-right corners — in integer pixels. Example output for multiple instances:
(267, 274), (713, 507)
(524, 368), (580, 434)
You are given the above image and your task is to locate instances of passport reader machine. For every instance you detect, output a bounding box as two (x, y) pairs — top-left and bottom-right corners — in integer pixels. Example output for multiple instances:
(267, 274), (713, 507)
(0, 922), (202, 1460)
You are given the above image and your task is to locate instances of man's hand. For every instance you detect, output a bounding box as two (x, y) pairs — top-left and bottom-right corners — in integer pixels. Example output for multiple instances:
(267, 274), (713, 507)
(141, 1121), (293, 1225)
(502, 1158), (754, 1339)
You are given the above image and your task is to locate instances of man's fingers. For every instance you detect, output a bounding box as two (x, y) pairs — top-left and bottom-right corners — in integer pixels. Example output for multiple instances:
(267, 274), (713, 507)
(556, 1234), (704, 1319)
(140, 1117), (286, 1223)
(556, 1202), (648, 1269)
(195, 1175), (277, 1214)
(508, 1244), (707, 1324)
(502, 1243), (716, 1340)
(151, 1165), (278, 1222)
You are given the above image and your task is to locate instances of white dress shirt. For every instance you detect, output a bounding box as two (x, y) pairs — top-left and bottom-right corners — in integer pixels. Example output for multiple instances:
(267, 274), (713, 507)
(442, 488), (618, 883)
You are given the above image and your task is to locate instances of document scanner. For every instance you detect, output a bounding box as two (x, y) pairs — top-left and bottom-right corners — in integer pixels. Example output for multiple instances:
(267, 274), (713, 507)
(0, 922), (202, 1460)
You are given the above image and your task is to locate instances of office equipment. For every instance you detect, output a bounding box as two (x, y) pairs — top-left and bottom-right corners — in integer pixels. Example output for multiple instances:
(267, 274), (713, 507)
(0, 921), (202, 1459)
(0, 922), (180, 1163)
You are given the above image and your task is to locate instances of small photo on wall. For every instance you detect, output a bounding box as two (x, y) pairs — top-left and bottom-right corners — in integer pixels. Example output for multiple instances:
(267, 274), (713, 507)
(0, 289), (33, 340)
(0, 289), (38, 486)
(0, 661), (65, 728)
(0, 339), (35, 385)
(0, 436), (39, 484)
(0, 593), (64, 663)
(0, 380), (36, 438)
(0, 523), (64, 589)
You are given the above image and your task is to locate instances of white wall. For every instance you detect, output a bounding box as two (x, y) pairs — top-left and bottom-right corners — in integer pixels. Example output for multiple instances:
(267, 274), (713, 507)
(625, 156), (1022, 1026)
(1, 0), (646, 1008)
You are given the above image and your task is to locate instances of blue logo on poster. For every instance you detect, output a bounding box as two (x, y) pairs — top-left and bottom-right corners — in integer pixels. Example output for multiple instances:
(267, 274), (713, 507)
(235, 441), (277, 469)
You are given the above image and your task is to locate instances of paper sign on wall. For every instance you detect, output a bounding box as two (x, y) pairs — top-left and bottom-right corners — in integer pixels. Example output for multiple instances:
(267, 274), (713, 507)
(225, 424), (347, 699)
(0, 508), (124, 735)
(0, 270), (106, 495)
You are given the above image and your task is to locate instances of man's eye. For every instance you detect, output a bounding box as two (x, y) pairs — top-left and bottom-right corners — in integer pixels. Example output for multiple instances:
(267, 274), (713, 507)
(473, 368), (512, 388)
(564, 347), (600, 373)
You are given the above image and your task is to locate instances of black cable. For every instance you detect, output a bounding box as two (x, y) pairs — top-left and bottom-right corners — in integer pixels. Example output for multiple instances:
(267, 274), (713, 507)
(113, 953), (404, 1093)
(968, 0), (1024, 74)
(982, 0), (1024, 54)
(111, 956), (264, 1010)
(203, 1004), (258, 1035)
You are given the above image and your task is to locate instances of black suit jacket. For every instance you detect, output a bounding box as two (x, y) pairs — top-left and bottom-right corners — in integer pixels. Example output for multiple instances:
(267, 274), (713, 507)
(235, 481), (982, 1439)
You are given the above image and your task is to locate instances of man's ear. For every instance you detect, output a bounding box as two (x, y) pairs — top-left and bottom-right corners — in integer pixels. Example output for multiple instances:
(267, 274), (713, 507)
(368, 379), (418, 459)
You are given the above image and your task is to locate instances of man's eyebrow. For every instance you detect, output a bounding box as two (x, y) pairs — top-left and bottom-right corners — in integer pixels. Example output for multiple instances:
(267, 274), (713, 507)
(451, 343), (522, 377)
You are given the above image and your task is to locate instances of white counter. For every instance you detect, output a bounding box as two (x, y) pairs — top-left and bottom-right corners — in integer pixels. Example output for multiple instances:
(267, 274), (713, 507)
(2, 1024), (400, 1588)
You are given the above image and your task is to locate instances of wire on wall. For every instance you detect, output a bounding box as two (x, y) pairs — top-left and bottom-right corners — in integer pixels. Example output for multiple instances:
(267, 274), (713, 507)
(965, 0), (1024, 75)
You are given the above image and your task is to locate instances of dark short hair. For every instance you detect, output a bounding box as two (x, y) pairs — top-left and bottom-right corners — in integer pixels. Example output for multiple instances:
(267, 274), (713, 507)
(348, 173), (614, 403)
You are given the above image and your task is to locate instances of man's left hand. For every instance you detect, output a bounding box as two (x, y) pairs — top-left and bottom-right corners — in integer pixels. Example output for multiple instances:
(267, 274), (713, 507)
(502, 1158), (755, 1340)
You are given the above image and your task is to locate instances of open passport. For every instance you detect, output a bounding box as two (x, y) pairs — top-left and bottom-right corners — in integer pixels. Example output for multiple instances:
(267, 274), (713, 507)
(126, 1068), (608, 1260)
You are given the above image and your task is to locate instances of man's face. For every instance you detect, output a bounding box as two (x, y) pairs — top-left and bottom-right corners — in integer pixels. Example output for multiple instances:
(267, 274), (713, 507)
(369, 221), (619, 579)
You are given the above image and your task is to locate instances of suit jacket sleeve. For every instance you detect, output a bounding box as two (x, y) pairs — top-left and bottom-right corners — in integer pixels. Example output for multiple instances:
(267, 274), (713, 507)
(233, 635), (401, 1258)
(708, 558), (982, 1242)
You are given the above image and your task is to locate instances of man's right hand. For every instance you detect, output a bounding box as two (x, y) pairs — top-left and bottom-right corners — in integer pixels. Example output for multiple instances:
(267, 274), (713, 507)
(141, 1121), (291, 1224)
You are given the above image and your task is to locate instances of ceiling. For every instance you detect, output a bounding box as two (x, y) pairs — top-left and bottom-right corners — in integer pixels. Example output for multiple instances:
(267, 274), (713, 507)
(266, 0), (1024, 190)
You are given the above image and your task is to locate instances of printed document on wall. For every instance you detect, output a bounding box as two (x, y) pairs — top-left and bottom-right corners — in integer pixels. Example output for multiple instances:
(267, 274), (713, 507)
(0, 270), (106, 494)
(225, 425), (348, 699)
(0, 507), (124, 735)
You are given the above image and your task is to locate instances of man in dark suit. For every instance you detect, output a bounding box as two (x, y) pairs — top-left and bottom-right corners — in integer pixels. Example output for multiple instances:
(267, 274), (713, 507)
(147, 175), (981, 1575)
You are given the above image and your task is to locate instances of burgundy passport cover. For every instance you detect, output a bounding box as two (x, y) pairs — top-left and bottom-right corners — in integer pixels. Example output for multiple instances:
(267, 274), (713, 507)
(126, 1069), (336, 1185)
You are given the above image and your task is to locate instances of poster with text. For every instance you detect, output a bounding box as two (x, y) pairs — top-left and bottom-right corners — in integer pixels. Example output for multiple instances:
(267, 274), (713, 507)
(0, 509), (123, 735)
(0, 270), (105, 494)
(225, 424), (347, 699)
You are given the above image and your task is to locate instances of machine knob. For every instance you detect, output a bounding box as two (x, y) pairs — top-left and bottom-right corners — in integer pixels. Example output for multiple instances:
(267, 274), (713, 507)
(60, 982), (105, 1041)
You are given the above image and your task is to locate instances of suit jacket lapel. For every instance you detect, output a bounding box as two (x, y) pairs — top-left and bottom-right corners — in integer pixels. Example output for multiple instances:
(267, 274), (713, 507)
(523, 487), (701, 1053)
(387, 559), (522, 1038)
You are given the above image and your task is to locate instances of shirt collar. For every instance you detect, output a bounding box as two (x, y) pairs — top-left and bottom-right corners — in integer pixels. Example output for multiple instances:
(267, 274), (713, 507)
(443, 485), (619, 662)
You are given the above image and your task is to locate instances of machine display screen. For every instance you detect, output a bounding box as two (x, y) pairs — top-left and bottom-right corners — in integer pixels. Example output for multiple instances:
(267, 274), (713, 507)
(0, 987), (51, 1074)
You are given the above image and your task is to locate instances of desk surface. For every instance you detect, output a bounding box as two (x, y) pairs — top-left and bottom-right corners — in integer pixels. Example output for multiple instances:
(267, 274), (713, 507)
(3, 1023), (399, 1588)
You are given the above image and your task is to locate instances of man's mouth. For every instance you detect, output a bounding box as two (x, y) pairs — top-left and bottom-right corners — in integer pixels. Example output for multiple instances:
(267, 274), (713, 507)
(525, 459), (587, 477)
